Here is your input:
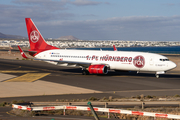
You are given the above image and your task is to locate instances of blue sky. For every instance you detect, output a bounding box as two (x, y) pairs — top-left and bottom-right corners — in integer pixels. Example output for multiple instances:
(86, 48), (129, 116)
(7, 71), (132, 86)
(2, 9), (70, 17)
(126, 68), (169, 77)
(1, 0), (180, 41)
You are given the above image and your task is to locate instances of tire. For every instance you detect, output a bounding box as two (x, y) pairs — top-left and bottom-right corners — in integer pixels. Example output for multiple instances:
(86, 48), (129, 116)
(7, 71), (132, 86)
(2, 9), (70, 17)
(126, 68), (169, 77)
(156, 74), (159, 78)
(82, 70), (89, 75)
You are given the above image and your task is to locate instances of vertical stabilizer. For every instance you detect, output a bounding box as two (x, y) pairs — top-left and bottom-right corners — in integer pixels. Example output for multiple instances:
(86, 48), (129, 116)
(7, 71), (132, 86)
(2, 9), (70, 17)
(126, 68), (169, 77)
(25, 18), (59, 52)
(113, 45), (117, 51)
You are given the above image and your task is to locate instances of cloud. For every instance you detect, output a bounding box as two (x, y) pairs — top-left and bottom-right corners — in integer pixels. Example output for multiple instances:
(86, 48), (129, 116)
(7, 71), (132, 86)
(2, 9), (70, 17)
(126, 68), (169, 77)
(82, 14), (97, 17)
(12, 0), (70, 11)
(0, 1), (74, 36)
(71, 0), (102, 6)
(0, 0), (74, 23)
(0, 1), (180, 41)
(39, 16), (180, 41)
(12, 0), (105, 10)
(163, 3), (176, 6)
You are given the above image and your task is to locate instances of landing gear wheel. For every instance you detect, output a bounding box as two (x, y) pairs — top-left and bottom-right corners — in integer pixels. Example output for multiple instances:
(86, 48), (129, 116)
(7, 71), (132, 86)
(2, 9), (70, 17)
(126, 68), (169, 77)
(82, 70), (89, 75)
(155, 74), (159, 78)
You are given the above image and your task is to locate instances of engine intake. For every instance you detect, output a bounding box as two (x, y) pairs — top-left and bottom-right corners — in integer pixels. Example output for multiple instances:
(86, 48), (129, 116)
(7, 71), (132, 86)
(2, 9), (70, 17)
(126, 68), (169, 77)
(88, 65), (108, 74)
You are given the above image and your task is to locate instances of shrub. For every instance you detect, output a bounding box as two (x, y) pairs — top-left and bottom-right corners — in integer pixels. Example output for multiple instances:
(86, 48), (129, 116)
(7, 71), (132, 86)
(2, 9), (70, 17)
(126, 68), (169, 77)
(136, 95), (141, 99)
(55, 110), (63, 115)
(102, 97), (107, 100)
(0, 101), (7, 106)
(89, 96), (98, 101)
(11, 100), (17, 104)
(174, 94), (180, 97)
(18, 100), (25, 103)
(146, 95), (153, 98)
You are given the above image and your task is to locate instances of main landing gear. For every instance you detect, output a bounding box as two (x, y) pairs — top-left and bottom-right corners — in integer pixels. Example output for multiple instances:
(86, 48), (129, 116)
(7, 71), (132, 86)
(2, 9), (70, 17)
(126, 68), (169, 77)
(82, 70), (89, 75)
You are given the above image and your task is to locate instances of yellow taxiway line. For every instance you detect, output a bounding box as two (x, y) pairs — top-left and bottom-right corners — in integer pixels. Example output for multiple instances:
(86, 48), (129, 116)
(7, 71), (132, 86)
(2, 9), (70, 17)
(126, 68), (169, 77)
(4, 73), (50, 82)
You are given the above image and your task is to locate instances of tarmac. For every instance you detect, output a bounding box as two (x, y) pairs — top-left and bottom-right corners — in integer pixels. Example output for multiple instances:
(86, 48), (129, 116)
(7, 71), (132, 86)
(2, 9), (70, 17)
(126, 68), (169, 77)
(0, 51), (180, 102)
(1, 51), (180, 120)
(0, 78), (102, 98)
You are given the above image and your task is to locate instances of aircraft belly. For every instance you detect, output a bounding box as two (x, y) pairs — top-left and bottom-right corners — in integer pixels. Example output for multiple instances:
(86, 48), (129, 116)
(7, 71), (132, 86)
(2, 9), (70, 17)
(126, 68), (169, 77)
(110, 62), (137, 71)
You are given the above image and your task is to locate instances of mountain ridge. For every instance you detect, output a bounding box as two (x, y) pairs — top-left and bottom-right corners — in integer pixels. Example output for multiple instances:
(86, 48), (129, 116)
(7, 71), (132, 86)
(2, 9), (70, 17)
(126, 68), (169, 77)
(0, 32), (26, 39)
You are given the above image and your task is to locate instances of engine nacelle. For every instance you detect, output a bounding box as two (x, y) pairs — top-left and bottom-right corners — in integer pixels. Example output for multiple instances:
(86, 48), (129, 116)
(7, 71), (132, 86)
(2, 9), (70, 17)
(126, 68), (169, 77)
(88, 65), (108, 74)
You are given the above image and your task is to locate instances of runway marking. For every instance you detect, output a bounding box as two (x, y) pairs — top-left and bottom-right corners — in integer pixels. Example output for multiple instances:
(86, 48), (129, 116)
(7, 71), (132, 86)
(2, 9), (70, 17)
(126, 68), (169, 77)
(6, 112), (16, 116)
(0, 70), (38, 73)
(4, 73), (50, 82)
(105, 89), (180, 93)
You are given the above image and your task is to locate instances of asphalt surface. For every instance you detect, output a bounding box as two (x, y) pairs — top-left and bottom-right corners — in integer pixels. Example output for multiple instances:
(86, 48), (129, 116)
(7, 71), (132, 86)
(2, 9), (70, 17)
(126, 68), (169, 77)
(0, 58), (180, 120)
(0, 58), (180, 102)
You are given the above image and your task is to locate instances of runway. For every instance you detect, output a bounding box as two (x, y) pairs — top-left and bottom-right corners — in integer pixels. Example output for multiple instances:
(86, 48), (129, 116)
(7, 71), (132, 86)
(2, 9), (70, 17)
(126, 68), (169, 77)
(0, 58), (180, 102)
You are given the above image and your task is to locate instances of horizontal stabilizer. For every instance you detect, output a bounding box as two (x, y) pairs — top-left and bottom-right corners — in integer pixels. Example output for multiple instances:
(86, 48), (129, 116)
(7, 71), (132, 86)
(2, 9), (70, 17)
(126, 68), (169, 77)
(17, 46), (29, 59)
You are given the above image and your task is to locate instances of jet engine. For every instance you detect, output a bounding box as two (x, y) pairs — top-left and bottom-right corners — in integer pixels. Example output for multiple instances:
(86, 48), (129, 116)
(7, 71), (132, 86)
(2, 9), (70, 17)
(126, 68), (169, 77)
(88, 65), (108, 74)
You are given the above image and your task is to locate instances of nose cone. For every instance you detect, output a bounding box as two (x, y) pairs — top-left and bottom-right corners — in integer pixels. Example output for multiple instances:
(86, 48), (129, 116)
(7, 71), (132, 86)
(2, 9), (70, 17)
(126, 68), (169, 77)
(169, 61), (177, 70)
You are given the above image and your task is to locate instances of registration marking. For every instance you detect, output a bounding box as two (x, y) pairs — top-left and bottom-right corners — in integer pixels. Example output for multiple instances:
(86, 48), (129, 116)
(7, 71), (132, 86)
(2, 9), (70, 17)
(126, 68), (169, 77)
(4, 73), (50, 82)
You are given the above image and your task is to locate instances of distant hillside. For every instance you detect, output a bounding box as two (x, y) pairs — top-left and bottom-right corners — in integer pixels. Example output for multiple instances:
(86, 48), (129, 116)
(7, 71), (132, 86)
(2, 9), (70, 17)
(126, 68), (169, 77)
(56, 35), (79, 40)
(0, 32), (26, 39)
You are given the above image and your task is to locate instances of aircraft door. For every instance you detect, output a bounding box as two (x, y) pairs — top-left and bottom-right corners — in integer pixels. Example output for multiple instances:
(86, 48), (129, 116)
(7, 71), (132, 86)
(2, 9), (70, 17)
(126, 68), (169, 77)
(149, 57), (154, 66)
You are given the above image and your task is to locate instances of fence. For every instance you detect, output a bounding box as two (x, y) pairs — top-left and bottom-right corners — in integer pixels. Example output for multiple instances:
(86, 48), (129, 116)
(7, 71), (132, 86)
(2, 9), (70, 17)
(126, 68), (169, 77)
(12, 104), (180, 119)
(32, 101), (180, 109)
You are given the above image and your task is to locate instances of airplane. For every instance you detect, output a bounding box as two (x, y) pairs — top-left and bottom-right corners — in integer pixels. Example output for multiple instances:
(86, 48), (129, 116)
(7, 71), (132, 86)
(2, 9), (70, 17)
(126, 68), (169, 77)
(18, 18), (177, 78)
(113, 45), (117, 51)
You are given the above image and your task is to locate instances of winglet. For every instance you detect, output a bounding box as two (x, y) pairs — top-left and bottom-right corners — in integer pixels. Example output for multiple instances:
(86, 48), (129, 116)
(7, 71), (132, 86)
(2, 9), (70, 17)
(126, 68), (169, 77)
(18, 46), (28, 59)
(113, 45), (117, 51)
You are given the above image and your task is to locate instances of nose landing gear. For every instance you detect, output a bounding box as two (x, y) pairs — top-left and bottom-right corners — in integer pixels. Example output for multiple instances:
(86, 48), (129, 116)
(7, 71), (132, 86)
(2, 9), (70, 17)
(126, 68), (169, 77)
(155, 71), (165, 78)
(155, 74), (159, 78)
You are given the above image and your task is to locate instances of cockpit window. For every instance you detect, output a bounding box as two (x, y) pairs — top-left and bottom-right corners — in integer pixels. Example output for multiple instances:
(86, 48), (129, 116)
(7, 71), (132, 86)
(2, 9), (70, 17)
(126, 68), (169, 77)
(160, 59), (169, 61)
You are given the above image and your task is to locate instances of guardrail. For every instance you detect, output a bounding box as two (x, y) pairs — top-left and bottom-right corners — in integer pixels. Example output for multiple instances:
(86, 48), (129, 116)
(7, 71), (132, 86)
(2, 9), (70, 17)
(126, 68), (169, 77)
(12, 104), (180, 119)
(32, 101), (180, 109)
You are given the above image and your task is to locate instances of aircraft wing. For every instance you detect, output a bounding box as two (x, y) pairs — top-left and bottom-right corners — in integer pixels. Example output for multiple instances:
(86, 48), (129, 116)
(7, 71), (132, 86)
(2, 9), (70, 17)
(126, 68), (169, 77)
(34, 58), (101, 68)
(18, 46), (105, 68)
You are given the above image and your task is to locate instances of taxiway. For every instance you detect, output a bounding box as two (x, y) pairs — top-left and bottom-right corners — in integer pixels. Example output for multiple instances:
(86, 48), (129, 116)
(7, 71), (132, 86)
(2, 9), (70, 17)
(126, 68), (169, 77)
(0, 58), (180, 102)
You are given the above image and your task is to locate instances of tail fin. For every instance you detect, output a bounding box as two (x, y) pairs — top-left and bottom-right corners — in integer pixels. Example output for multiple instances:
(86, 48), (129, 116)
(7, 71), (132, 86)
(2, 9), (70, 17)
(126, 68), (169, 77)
(113, 45), (117, 51)
(25, 18), (59, 52)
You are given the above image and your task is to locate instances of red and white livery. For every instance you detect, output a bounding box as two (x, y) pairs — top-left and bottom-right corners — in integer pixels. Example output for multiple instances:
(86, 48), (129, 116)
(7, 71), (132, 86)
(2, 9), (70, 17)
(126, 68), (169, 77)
(18, 18), (177, 78)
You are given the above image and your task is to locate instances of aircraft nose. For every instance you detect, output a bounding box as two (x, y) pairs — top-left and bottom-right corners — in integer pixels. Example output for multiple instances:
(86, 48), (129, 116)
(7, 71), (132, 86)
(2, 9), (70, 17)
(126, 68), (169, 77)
(169, 61), (177, 69)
